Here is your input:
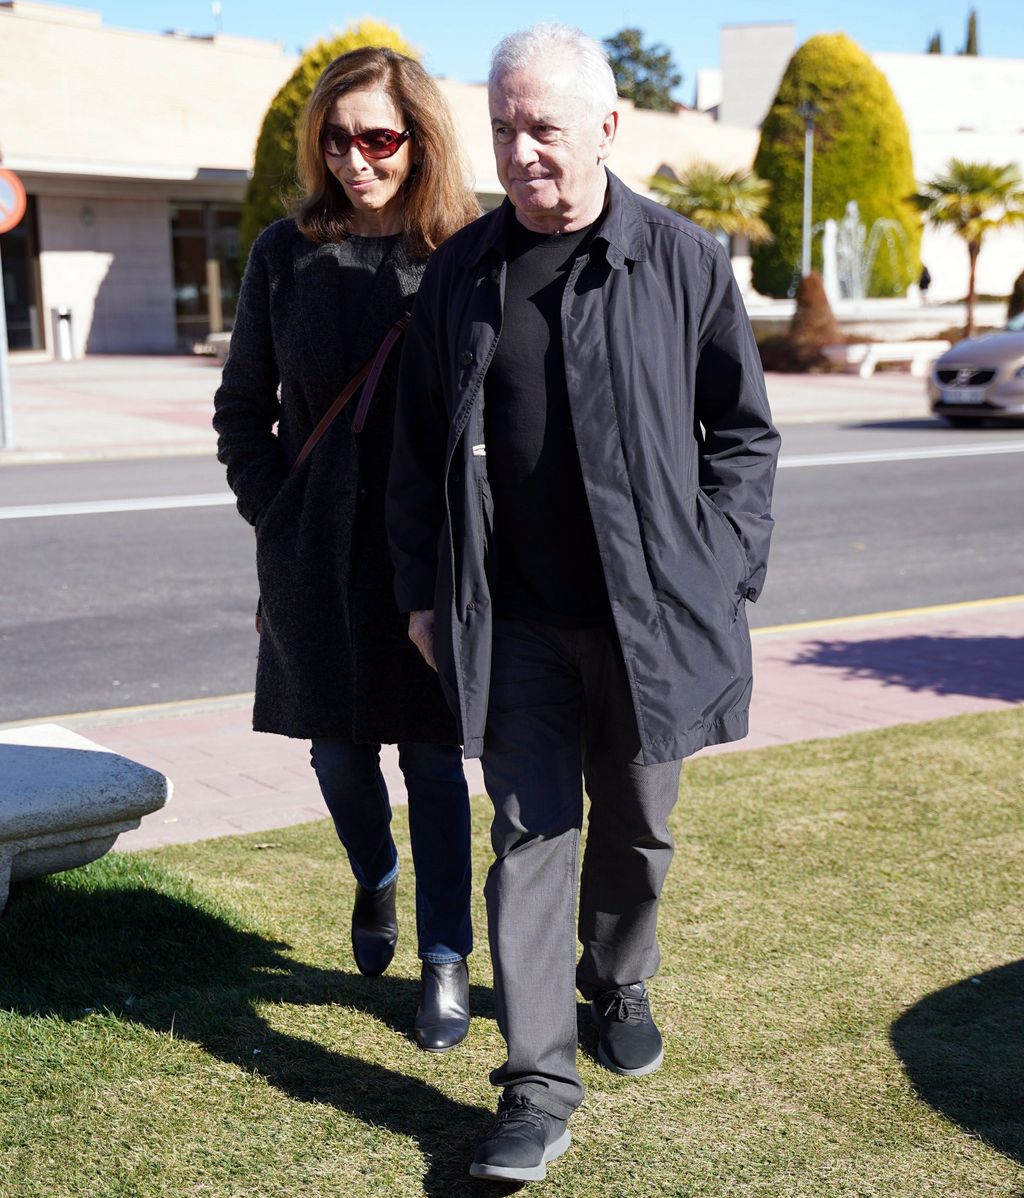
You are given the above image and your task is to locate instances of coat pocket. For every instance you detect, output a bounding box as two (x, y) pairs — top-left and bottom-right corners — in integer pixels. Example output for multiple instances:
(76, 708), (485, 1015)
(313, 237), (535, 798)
(695, 491), (749, 612)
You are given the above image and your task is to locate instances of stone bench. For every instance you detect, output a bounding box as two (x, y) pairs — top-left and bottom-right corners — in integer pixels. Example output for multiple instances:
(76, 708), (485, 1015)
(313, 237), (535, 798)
(822, 340), (952, 378)
(208, 332), (231, 364)
(0, 723), (171, 912)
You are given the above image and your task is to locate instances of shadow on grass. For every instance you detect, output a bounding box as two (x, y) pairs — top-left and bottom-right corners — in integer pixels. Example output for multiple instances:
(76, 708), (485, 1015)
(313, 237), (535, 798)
(891, 960), (1024, 1166)
(792, 635), (1024, 703)
(0, 872), (509, 1197)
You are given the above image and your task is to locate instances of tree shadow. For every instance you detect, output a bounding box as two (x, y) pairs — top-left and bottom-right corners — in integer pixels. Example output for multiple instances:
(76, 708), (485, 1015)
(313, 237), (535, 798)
(890, 960), (1024, 1166)
(0, 871), (508, 1196)
(791, 635), (1024, 703)
(576, 1000), (599, 1066)
(848, 418), (953, 433)
(849, 418), (1024, 433)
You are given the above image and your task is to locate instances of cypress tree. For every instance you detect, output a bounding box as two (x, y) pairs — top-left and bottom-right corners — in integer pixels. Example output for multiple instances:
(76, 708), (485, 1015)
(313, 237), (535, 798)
(788, 271), (841, 369)
(926, 32), (942, 54)
(752, 34), (921, 299)
(959, 9), (979, 55)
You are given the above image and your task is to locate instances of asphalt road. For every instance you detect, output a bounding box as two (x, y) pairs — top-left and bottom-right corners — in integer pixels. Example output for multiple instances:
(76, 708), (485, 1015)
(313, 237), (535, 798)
(1, 420), (1022, 722)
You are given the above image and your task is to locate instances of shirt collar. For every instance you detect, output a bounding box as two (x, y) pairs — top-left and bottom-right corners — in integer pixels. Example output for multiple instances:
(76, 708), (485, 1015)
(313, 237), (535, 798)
(468, 170), (647, 270)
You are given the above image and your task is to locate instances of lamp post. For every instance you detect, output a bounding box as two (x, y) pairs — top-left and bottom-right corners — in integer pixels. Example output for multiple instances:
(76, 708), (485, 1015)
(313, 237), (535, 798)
(798, 100), (820, 277)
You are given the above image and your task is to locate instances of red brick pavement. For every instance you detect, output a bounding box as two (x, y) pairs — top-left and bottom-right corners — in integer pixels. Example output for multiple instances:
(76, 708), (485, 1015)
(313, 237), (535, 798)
(36, 597), (1020, 852)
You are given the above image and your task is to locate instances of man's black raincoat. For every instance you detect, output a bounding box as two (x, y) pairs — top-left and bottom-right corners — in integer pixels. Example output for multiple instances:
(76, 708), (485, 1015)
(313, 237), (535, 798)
(388, 172), (780, 764)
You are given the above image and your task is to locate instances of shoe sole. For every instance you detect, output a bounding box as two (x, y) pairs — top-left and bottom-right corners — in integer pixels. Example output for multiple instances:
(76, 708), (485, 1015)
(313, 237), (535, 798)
(352, 950), (396, 978)
(468, 1129), (571, 1182)
(413, 1027), (469, 1053)
(596, 1042), (664, 1077)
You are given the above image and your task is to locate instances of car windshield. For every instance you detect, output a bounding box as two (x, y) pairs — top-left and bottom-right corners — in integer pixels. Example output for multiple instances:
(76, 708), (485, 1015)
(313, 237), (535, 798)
(1008, 312), (1024, 332)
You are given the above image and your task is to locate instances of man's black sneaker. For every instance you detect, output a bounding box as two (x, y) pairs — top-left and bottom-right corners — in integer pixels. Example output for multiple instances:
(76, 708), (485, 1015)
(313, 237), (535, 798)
(469, 1090), (571, 1182)
(591, 982), (664, 1076)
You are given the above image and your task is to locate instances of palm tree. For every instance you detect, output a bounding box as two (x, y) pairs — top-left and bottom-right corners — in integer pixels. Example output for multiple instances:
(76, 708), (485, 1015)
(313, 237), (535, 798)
(911, 160), (1024, 336)
(648, 161), (772, 247)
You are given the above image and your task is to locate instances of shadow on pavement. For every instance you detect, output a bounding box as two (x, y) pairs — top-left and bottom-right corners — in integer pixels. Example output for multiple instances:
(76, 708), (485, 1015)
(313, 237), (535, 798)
(0, 876), (501, 1197)
(851, 417), (1024, 433)
(792, 635), (1024, 702)
(891, 961), (1024, 1166)
(848, 418), (950, 432)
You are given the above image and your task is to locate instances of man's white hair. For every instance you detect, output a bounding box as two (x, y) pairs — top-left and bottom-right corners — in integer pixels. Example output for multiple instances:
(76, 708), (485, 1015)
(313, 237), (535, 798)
(489, 23), (618, 118)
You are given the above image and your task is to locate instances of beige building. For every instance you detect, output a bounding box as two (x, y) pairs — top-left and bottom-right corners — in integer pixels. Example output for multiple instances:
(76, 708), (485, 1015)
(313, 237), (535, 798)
(0, 1), (296, 356)
(1, 1), (762, 358)
(5, 4), (1024, 358)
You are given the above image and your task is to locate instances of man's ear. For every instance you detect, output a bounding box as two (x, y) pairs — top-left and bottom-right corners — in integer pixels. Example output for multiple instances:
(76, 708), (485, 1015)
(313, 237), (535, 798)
(597, 108), (619, 162)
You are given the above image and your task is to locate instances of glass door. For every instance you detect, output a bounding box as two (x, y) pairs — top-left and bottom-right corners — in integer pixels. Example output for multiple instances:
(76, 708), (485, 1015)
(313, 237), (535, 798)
(170, 202), (242, 350)
(0, 194), (43, 352)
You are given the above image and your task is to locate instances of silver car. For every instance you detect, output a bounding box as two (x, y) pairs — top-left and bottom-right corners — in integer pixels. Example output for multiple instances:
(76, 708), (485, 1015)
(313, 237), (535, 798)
(928, 312), (1024, 426)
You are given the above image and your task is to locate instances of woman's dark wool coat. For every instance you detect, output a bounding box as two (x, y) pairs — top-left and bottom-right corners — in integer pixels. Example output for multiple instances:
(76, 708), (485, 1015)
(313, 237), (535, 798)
(213, 218), (457, 744)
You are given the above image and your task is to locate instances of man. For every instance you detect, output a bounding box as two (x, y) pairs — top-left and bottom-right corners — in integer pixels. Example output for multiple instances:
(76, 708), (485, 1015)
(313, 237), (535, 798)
(387, 22), (780, 1184)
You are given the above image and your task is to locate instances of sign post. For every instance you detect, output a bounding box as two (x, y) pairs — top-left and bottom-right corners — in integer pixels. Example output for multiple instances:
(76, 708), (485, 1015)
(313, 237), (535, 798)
(0, 168), (28, 450)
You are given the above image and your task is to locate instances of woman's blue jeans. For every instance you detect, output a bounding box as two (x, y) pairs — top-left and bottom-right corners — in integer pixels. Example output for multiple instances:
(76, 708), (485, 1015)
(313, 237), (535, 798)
(309, 739), (472, 964)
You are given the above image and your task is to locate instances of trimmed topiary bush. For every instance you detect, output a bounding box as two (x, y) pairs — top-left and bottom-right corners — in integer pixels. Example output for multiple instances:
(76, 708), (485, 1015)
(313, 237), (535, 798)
(758, 271), (841, 371)
(240, 20), (417, 260)
(789, 270), (841, 366)
(752, 33), (921, 299)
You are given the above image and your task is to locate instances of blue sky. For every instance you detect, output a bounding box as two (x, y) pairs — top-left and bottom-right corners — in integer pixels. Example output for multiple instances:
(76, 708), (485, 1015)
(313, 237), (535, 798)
(60, 1), (1024, 103)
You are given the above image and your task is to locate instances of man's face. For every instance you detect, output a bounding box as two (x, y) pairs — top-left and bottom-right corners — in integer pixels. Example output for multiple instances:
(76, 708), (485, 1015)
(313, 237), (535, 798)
(489, 62), (616, 232)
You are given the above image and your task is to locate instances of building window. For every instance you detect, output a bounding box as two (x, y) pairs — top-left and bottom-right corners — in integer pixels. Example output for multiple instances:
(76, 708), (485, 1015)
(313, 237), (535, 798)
(1, 194), (44, 352)
(170, 202), (242, 350)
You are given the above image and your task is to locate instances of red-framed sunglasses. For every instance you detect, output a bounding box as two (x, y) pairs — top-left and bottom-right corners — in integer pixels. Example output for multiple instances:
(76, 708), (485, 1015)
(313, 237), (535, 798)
(322, 126), (411, 160)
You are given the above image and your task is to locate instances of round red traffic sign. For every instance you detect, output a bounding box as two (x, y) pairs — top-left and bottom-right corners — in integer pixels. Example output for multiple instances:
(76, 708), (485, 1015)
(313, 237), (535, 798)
(0, 169), (27, 235)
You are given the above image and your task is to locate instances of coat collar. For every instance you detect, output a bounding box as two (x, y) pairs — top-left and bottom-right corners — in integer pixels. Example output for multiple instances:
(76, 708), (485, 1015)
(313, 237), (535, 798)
(466, 170), (647, 271)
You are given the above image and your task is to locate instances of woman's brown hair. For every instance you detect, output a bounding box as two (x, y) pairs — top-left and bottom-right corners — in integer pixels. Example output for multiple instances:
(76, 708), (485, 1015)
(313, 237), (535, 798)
(295, 47), (479, 258)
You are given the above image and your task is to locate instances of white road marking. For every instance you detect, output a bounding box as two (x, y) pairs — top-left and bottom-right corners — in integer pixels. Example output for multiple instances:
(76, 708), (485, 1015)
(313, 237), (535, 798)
(0, 492), (235, 520)
(779, 441), (1024, 468)
(1, 439), (1022, 518)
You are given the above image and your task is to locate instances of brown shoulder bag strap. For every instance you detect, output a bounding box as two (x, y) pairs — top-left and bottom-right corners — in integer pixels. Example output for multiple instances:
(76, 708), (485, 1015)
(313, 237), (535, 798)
(255, 312), (409, 635)
(287, 312), (410, 479)
(352, 312), (410, 434)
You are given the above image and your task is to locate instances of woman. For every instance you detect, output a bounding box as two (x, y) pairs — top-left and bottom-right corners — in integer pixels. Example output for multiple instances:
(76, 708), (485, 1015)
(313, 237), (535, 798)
(213, 48), (480, 1052)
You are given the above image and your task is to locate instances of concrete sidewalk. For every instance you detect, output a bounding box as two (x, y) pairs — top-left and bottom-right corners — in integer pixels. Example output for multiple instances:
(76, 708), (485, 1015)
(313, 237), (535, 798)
(22, 596), (1016, 853)
(1, 356), (220, 463)
(0, 354), (934, 465)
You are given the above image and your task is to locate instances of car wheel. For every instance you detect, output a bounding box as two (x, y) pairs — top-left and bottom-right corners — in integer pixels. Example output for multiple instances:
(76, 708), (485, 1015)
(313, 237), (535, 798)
(942, 415), (984, 428)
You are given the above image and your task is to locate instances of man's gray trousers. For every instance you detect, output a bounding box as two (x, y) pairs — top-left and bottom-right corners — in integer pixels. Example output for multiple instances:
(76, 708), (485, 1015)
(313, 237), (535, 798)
(480, 617), (683, 1118)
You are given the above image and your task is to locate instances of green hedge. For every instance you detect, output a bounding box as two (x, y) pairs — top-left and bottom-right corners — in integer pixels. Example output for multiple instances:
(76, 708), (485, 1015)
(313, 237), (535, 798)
(752, 34), (920, 298)
(240, 21), (417, 261)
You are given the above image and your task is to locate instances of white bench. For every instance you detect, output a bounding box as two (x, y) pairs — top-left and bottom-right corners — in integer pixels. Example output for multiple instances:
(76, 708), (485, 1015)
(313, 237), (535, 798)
(822, 340), (951, 378)
(0, 723), (171, 912)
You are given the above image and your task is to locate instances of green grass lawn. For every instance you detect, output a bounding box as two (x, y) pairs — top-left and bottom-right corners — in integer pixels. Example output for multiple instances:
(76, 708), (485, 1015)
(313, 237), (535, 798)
(2, 708), (1022, 1197)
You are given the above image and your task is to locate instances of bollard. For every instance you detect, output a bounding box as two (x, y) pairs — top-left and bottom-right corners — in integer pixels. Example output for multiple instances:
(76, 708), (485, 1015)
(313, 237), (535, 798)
(52, 307), (74, 361)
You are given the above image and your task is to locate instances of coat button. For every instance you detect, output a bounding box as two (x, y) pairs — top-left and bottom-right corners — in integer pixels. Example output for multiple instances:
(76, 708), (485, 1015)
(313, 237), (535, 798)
(466, 601), (476, 612)
(460, 350), (474, 366)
